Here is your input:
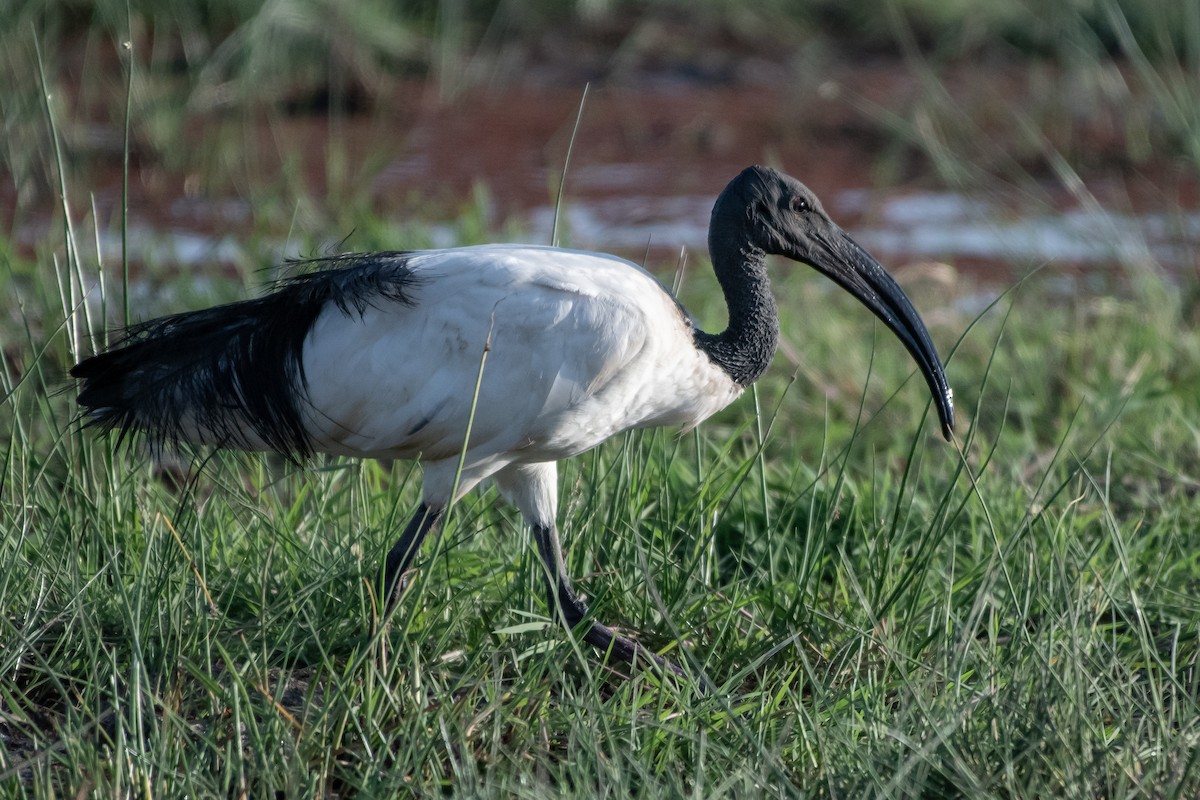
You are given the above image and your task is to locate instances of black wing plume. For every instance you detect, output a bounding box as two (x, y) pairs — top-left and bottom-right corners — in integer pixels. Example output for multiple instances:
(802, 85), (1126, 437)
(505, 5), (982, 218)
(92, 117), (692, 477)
(71, 251), (422, 459)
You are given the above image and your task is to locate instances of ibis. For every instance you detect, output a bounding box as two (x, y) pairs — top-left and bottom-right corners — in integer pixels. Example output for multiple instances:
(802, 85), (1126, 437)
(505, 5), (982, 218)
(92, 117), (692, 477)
(72, 165), (954, 678)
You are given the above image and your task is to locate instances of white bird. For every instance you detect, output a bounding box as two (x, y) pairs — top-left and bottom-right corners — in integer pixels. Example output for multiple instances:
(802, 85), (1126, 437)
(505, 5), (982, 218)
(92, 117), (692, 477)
(72, 166), (954, 678)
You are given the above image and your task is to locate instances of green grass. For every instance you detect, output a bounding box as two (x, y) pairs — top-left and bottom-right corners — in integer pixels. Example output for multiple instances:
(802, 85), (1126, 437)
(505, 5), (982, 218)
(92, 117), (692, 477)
(4, 197), (1200, 796)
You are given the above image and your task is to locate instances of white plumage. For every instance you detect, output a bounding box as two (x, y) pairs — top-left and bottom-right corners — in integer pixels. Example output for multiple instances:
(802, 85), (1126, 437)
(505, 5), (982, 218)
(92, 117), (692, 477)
(302, 245), (739, 500)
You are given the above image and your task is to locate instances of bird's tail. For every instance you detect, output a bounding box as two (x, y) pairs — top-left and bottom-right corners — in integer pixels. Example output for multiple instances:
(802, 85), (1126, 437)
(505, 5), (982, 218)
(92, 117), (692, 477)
(71, 251), (422, 459)
(70, 295), (318, 459)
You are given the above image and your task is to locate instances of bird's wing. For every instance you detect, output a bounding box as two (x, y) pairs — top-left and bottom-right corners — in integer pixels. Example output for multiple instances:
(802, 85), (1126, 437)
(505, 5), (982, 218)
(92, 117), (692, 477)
(299, 246), (685, 463)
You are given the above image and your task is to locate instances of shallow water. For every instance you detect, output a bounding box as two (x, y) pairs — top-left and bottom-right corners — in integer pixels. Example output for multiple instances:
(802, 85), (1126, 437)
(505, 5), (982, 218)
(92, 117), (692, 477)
(10, 77), (1198, 302)
(51, 181), (1200, 283)
(528, 183), (1200, 273)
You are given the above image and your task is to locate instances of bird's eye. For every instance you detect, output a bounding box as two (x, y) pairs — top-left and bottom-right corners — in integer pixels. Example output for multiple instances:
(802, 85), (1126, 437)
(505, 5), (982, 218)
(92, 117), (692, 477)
(789, 195), (810, 214)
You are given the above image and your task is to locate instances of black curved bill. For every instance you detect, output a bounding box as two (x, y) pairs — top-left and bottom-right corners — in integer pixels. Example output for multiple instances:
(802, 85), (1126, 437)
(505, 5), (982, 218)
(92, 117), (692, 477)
(808, 228), (955, 440)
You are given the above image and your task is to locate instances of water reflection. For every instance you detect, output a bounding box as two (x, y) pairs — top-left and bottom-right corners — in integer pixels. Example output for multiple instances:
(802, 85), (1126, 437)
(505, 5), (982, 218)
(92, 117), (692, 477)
(55, 180), (1200, 314)
(533, 188), (1200, 272)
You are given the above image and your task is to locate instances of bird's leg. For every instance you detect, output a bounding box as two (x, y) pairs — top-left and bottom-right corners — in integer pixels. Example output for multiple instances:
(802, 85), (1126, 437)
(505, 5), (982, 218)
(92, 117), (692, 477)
(531, 523), (686, 678)
(380, 503), (445, 610)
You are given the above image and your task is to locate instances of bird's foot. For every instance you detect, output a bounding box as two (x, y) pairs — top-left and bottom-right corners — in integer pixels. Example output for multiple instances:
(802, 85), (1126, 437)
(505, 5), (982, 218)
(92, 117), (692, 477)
(551, 588), (691, 682)
(580, 619), (688, 680)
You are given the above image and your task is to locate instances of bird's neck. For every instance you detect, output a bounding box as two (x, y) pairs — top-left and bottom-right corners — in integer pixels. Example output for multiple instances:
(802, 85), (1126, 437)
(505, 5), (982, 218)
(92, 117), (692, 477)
(695, 233), (780, 386)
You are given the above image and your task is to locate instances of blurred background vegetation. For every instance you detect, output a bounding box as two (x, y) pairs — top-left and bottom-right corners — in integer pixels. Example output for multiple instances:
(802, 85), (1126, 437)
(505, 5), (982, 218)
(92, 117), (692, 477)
(4, 0), (1198, 205)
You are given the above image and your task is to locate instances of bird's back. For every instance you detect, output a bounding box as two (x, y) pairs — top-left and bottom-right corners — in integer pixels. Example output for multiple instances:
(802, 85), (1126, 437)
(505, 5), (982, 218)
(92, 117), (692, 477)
(300, 245), (742, 463)
(72, 245), (742, 465)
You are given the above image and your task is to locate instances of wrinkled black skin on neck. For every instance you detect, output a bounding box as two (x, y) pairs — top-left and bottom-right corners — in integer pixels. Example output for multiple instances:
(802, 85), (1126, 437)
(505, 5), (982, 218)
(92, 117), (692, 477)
(694, 167), (786, 386)
(696, 166), (955, 440)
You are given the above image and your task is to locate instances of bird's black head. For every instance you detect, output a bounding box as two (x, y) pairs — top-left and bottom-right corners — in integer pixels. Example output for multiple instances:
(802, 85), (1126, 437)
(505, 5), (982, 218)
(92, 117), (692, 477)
(712, 165), (955, 440)
(711, 165), (831, 260)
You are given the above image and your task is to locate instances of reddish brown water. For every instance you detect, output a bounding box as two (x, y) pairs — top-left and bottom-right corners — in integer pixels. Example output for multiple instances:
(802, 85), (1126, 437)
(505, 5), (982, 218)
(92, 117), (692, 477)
(6, 58), (1199, 290)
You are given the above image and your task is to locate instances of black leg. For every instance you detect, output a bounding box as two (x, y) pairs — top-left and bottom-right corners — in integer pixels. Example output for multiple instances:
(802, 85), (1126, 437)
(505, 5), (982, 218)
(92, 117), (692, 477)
(532, 523), (686, 678)
(380, 503), (445, 610)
